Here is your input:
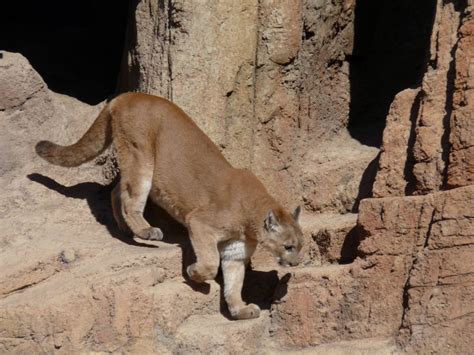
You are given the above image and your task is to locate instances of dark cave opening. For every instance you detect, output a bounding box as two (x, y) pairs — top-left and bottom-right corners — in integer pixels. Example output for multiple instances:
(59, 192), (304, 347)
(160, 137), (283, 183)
(348, 0), (437, 147)
(0, 0), (129, 105)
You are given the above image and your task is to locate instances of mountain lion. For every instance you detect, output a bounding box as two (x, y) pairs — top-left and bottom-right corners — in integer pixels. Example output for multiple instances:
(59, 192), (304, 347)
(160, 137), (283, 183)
(36, 92), (303, 319)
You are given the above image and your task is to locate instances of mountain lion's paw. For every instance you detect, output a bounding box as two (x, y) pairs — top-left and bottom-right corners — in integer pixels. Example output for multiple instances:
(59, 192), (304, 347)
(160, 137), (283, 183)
(186, 262), (218, 283)
(135, 227), (163, 241)
(187, 264), (204, 283)
(232, 303), (261, 320)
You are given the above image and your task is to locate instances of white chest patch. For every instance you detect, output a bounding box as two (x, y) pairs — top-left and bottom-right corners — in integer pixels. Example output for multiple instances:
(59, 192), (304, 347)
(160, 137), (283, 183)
(220, 240), (253, 262)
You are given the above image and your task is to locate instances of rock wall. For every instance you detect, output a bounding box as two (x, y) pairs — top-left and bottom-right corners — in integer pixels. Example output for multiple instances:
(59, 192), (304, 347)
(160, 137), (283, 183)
(355, 186), (474, 354)
(368, 0), (474, 352)
(249, 0), (473, 352)
(119, 0), (377, 213)
(447, 4), (474, 188)
(412, 0), (463, 194)
(1, 0), (473, 353)
(374, 0), (474, 197)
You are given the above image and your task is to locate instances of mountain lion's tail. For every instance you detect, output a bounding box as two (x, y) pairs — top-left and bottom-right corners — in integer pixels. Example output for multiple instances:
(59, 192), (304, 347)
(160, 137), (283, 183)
(35, 104), (113, 167)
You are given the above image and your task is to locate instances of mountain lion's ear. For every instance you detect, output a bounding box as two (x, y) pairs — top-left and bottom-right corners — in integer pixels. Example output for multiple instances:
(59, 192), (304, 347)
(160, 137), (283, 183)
(264, 209), (279, 232)
(292, 206), (302, 224)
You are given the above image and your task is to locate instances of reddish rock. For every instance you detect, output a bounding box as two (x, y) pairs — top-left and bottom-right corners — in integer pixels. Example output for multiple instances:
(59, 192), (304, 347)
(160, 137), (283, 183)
(412, 2), (463, 194)
(120, 0), (363, 211)
(447, 11), (474, 188)
(269, 265), (358, 347)
(1, 0), (473, 352)
(302, 213), (358, 264)
(397, 186), (474, 354)
(261, 0), (302, 65)
(271, 186), (473, 352)
(373, 88), (420, 197)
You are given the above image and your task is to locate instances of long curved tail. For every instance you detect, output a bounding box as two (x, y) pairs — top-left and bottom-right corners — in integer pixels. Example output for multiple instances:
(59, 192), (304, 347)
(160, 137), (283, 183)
(35, 104), (113, 167)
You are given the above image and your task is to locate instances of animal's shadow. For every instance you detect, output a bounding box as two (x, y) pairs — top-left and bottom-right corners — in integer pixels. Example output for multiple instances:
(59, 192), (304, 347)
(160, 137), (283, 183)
(28, 173), (154, 248)
(28, 173), (290, 318)
(215, 268), (291, 320)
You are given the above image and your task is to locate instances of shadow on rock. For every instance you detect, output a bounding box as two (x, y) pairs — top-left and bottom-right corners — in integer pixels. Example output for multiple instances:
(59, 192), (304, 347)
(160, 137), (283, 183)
(214, 267), (291, 320)
(348, 0), (436, 147)
(340, 225), (363, 264)
(352, 152), (380, 212)
(28, 173), (157, 248)
(149, 199), (293, 316)
(143, 202), (213, 295)
(28, 173), (291, 316)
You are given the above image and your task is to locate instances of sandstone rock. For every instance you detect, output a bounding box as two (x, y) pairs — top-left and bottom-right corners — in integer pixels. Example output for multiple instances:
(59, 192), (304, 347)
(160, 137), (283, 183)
(174, 313), (269, 354)
(1, 0), (473, 352)
(278, 337), (398, 355)
(0, 51), (46, 111)
(302, 213), (358, 264)
(260, 0), (302, 66)
(267, 259), (401, 348)
(300, 131), (378, 213)
(269, 264), (356, 347)
(0, 262), (222, 353)
(251, 0), (357, 209)
(0, 52), (106, 183)
(120, 0), (258, 167)
(412, 2), (463, 194)
(358, 186), (474, 354)
(374, 1), (472, 196)
(0, 52), (52, 178)
(120, 0), (361, 211)
(447, 9), (474, 188)
(268, 186), (473, 351)
(373, 88), (420, 197)
(397, 186), (474, 354)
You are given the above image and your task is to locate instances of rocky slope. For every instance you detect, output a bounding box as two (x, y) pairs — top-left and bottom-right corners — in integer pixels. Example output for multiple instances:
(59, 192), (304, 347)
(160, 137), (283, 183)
(1, 0), (473, 353)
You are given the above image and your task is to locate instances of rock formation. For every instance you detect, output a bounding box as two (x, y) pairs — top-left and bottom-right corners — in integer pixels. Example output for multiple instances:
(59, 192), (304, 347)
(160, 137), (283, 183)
(119, 0), (378, 213)
(0, 0), (472, 353)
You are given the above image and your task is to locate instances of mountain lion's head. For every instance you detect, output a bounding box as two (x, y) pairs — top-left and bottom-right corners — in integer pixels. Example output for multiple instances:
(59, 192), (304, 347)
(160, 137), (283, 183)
(261, 206), (303, 267)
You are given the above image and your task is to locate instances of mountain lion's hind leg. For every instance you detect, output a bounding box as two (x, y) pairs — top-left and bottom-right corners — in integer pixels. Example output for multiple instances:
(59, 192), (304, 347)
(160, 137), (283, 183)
(186, 218), (220, 283)
(111, 183), (129, 233)
(117, 152), (163, 241)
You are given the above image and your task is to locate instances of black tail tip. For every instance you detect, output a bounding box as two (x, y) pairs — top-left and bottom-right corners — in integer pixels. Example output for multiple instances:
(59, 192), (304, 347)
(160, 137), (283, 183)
(35, 140), (54, 158)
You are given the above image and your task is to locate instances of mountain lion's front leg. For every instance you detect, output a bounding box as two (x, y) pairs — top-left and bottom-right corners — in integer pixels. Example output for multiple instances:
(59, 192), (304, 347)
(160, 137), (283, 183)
(186, 218), (220, 283)
(221, 258), (260, 319)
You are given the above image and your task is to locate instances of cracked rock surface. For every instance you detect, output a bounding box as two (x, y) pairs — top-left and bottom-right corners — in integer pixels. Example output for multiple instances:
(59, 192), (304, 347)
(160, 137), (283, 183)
(1, 0), (474, 353)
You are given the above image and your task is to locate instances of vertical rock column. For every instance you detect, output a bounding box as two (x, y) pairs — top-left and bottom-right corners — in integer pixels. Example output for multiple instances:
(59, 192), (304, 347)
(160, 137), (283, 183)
(373, 0), (472, 196)
(120, 0), (259, 168)
(447, 6), (474, 187)
(119, 0), (360, 209)
(372, 88), (421, 197)
(412, 1), (463, 194)
(251, 0), (303, 205)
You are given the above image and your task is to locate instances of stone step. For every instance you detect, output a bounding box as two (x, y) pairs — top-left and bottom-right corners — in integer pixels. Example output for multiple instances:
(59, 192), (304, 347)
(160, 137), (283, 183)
(1, 193), (364, 354)
(268, 263), (359, 348)
(0, 241), (185, 304)
(300, 212), (359, 265)
(300, 132), (379, 213)
(0, 273), (223, 353)
(274, 337), (398, 354)
(252, 212), (359, 268)
(174, 312), (270, 354)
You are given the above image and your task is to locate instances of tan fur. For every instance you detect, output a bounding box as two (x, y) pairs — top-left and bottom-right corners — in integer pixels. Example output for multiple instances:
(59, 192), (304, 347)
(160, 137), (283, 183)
(35, 92), (303, 319)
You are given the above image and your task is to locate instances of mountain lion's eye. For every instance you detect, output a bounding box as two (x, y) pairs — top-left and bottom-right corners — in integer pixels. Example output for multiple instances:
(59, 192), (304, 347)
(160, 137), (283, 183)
(284, 245), (294, 251)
